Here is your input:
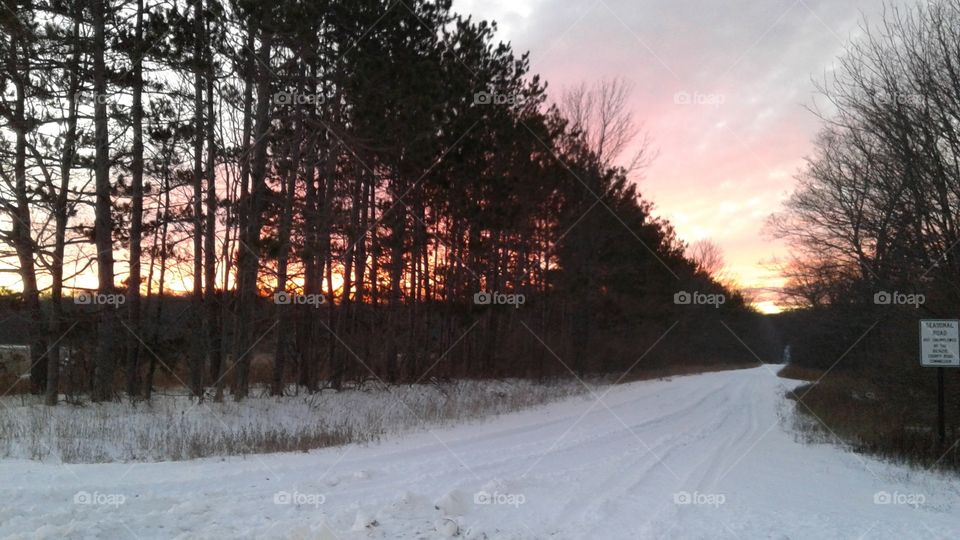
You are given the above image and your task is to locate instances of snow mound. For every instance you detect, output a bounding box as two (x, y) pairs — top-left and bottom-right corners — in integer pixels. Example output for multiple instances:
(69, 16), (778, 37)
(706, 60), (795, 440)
(434, 489), (471, 516)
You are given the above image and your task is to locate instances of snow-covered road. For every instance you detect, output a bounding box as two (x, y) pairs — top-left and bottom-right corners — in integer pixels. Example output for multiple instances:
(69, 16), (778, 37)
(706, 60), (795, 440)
(2, 366), (958, 539)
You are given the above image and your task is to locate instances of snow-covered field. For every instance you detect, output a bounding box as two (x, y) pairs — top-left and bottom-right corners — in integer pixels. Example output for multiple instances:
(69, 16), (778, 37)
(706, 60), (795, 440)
(1, 366), (957, 539)
(0, 380), (587, 462)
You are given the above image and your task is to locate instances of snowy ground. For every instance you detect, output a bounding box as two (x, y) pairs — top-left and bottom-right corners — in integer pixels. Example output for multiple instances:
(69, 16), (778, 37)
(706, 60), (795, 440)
(1, 366), (957, 539)
(0, 380), (585, 462)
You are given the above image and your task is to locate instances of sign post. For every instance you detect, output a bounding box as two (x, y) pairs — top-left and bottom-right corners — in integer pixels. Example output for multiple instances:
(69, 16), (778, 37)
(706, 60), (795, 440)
(938, 367), (945, 443)
(919, 320), (960, 444)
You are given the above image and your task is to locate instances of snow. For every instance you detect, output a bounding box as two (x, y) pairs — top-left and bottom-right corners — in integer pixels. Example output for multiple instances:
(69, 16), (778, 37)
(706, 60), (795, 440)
(1, 366), (958, 539)
(0, 379), (585, 462)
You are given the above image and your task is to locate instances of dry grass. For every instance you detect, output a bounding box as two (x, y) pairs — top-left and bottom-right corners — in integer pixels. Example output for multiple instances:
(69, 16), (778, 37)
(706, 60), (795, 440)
(0, 379), (586, 463)
(783, 368), (960, 472)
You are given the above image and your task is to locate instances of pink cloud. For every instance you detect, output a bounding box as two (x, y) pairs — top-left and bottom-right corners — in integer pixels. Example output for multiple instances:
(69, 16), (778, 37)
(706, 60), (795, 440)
(455, 0), (914, 310)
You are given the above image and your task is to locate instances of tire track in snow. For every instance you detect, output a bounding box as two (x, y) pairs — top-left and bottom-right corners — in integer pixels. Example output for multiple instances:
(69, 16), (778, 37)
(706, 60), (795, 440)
(4, 368), (960, 539)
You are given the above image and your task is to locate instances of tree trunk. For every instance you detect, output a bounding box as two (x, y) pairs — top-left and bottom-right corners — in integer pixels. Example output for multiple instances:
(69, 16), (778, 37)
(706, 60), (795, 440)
(271, 76), (304, 396)
(235, 27), (273, 400)
(91, 0), (117, 402)
(145, 163), (172, 401)
(6, 14), (46, 395)
(125, 0), (145, 399)
(46, 9), (83, 405)
(190, 0), (206, 399)
(204, 5), (220, 389)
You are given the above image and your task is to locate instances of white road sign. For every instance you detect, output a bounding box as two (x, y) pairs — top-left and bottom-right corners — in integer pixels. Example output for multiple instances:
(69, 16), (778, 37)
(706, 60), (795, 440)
(920, 320), (960, 367)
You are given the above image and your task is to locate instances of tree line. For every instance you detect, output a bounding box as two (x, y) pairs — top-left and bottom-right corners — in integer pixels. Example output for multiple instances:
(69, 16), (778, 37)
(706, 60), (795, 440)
(1, 0), (770, 405)
(773, 0), (960, 383)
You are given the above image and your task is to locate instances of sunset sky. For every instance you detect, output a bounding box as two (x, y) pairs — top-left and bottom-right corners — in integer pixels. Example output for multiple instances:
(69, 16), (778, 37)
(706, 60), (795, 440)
(2, 0), (919, 313)
(454, 0), (917, 313)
